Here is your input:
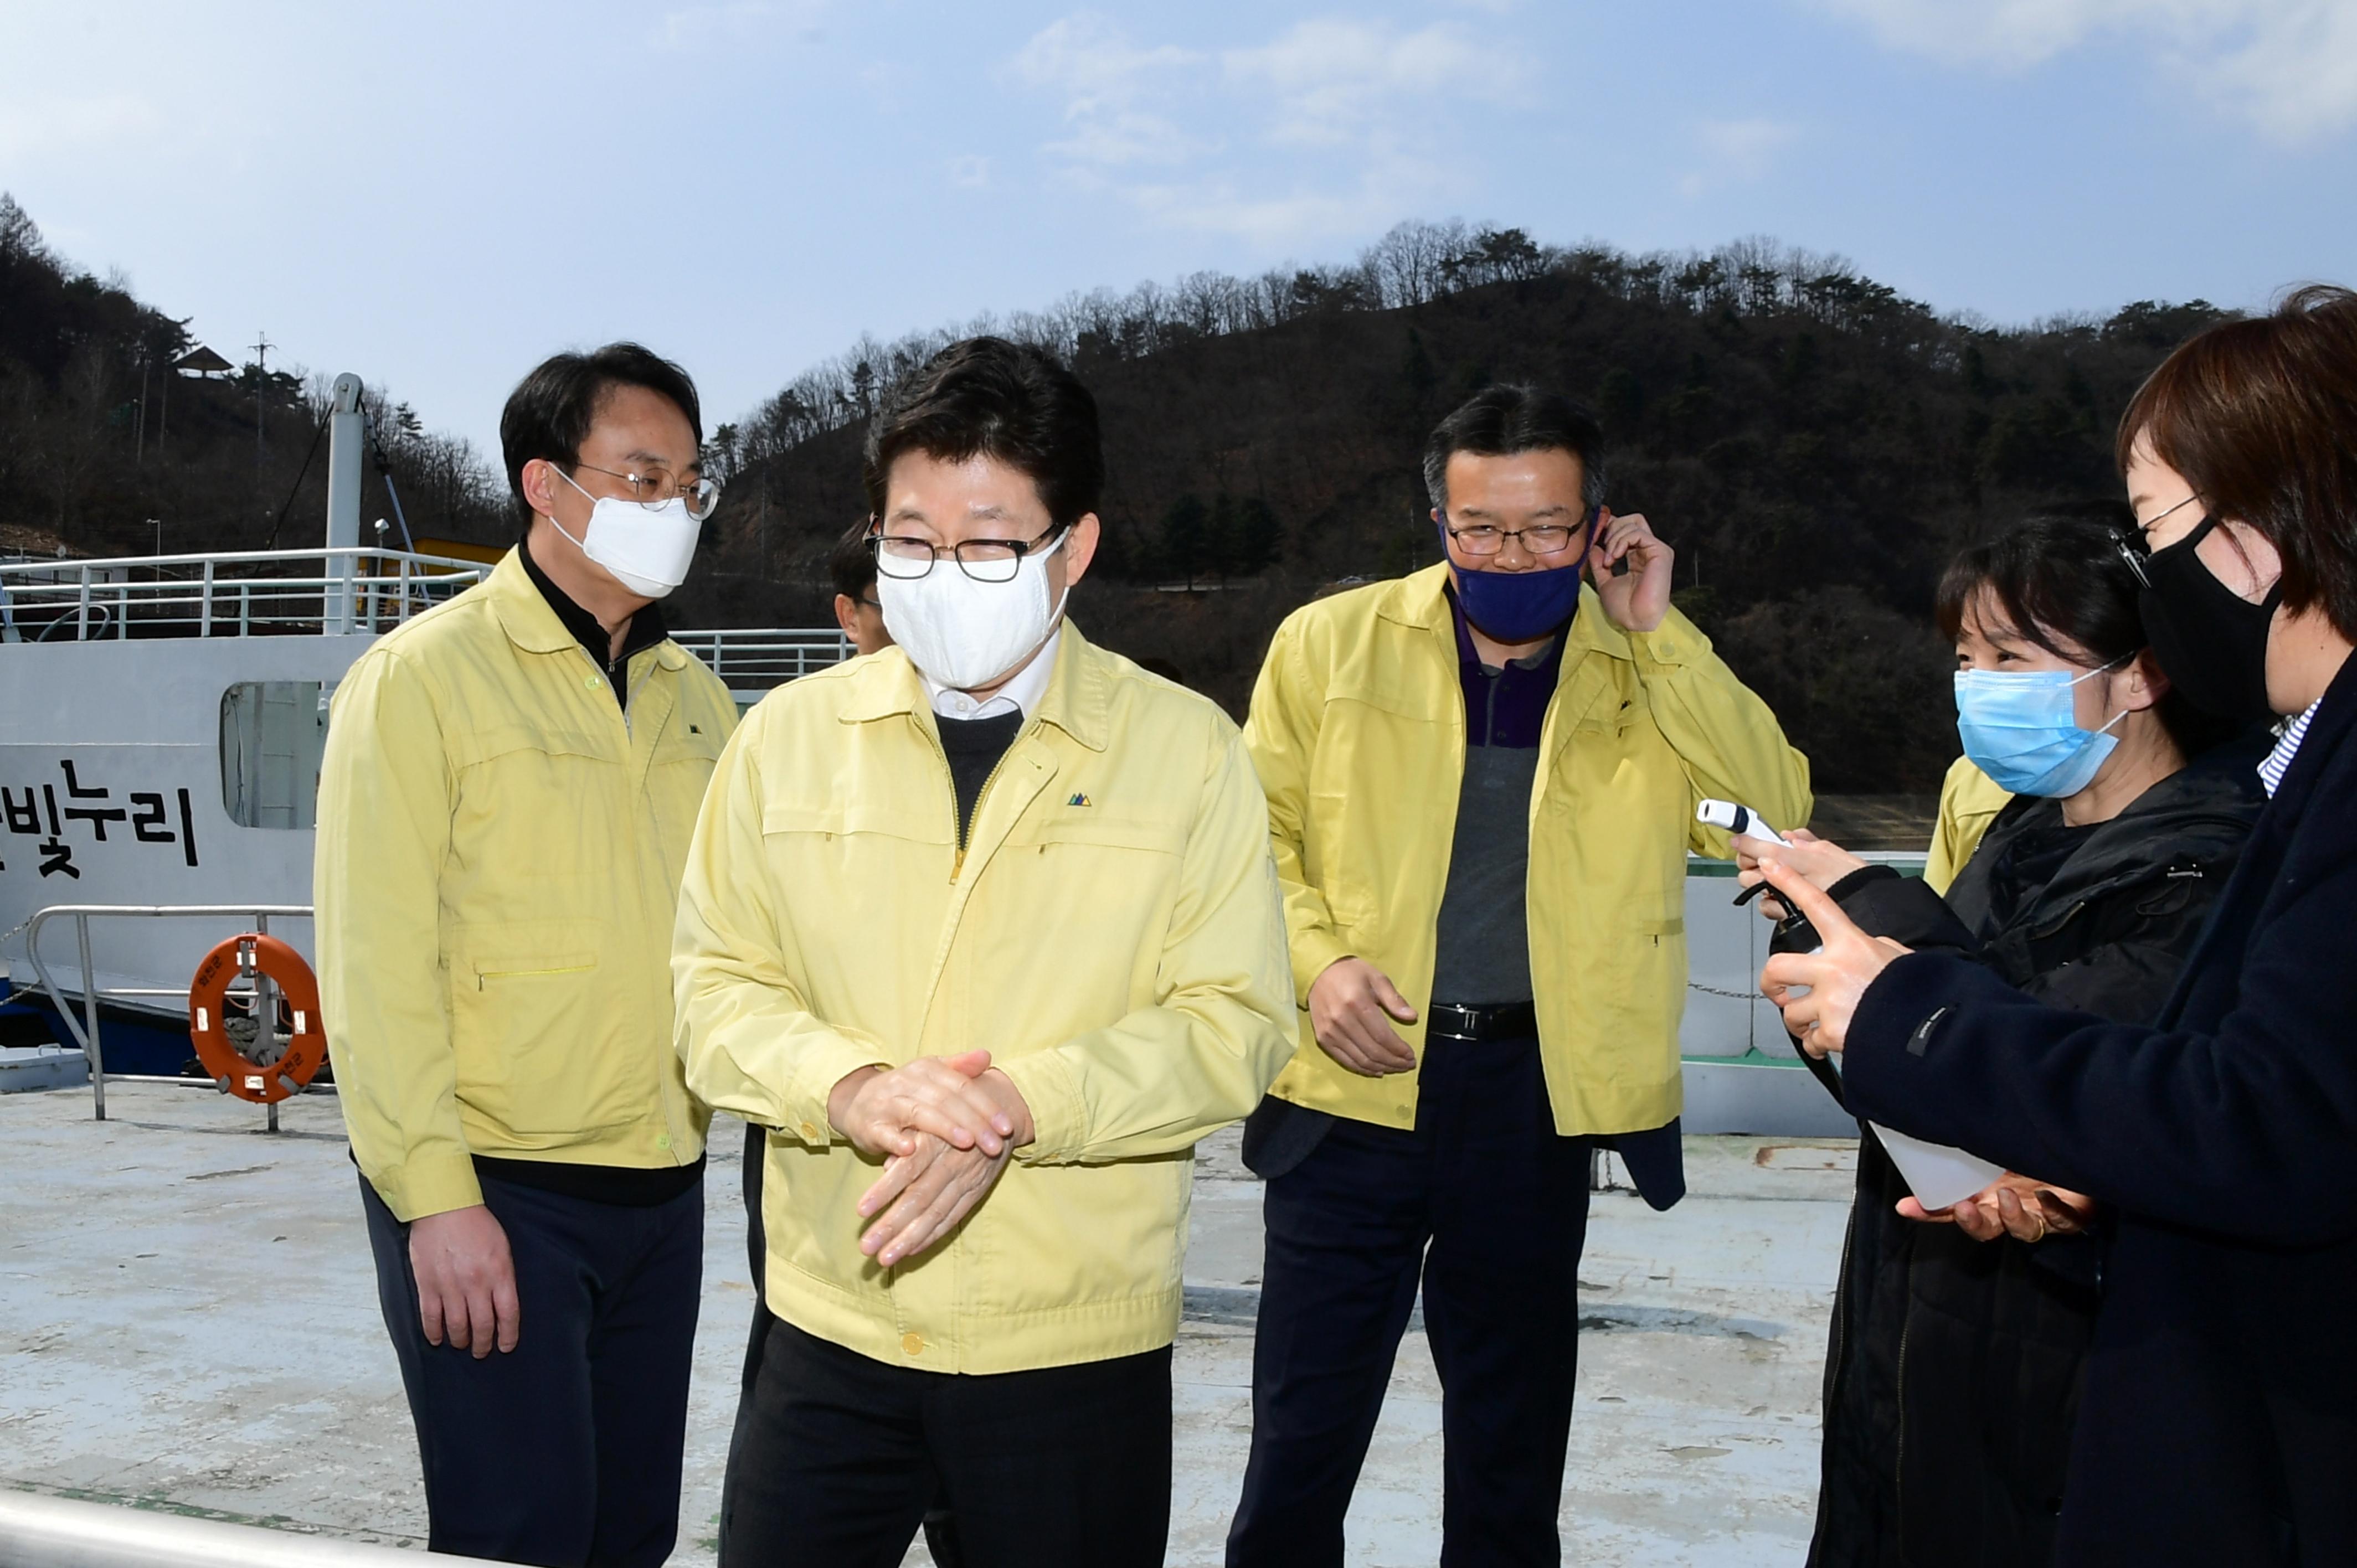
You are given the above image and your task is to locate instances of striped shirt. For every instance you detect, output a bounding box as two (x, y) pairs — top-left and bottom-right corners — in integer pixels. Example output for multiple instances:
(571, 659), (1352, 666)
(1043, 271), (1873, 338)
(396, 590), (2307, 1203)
(2259, 701), (2322, 798)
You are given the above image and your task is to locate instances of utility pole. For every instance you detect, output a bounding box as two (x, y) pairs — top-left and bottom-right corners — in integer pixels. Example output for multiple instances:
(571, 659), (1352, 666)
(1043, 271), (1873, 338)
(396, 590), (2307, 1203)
(250, 330), (274, 488)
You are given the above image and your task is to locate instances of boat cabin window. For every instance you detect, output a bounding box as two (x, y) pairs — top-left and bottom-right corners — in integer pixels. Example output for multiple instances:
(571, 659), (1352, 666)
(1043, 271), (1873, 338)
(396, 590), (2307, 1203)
(219, 682), (328, 829)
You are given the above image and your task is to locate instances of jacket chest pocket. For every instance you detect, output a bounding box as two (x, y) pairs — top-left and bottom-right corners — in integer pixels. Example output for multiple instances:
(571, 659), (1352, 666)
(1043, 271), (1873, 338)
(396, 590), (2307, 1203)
(452, 726), (629, 881)
(1308, 698), (1451, 928)
(449, 918), (631, 1136)
(986, 816), (1185, 1009)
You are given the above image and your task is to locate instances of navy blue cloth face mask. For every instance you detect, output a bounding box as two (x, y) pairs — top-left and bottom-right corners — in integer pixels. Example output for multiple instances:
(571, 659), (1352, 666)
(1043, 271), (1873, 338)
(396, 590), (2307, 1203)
(1440, 509), (1595, 643)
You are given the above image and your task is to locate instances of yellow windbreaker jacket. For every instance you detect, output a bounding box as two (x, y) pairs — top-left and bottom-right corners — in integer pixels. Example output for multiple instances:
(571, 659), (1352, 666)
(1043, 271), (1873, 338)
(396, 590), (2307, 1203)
(1243, 564), (1813, 1136)
(316, 550), (735, 1221)
(673, 626), (1294, 1375)
(1923, 755), (2013, 895)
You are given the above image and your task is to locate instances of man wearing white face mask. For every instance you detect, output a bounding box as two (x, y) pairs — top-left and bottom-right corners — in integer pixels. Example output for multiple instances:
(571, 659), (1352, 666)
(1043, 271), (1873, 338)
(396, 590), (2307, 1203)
(316, 343), (737, 1567)
(674, 336), (1295, 1568)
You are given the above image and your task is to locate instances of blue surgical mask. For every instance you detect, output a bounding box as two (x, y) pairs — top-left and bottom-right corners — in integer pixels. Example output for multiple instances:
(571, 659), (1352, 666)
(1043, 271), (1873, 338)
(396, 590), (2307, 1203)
(1954, 662), (2130, 798)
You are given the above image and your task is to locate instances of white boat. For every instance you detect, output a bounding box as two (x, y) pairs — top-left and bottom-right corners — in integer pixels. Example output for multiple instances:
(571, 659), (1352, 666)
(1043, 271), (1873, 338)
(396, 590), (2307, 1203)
(0, 374), (1857, 1135)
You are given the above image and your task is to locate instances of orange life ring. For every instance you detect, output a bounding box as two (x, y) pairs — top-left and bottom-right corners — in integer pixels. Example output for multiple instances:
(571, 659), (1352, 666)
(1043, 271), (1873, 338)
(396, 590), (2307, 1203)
(188, 933), (328, 1105)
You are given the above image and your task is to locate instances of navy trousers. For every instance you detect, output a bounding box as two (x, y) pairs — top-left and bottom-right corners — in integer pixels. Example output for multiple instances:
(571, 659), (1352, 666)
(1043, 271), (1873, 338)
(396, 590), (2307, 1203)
(1227, 1035), (1592, 1568)
(360, 1170), (703, 1567)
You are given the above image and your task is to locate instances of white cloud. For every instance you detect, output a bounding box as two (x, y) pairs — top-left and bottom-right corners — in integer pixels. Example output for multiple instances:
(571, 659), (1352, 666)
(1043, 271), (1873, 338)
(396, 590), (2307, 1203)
(652, 2), (827, 53)
(1005, 14), (1208, 168)
(1221, 19), (1531, 147)
(1003, 12), (1525, 247)
(1697, 116), (1801, 172)
(1679, 116), (1802, 194)
(1814, 0), (2357, 141)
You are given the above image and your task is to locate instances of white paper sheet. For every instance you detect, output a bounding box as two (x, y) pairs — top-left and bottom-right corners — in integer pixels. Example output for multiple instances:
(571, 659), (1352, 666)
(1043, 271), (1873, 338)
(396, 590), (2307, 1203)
(1871, 1122), (2007, 1211)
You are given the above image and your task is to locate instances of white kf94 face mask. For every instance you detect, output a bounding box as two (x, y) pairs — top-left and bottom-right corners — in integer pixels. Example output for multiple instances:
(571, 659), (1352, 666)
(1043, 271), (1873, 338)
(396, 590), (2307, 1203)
(547, 465), (702, 600)
(878, 530), (1071, 693)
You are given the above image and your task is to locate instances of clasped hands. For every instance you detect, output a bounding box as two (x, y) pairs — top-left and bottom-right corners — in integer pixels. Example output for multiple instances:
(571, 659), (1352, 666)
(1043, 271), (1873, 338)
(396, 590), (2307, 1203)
(1733, 833), (2097, 1244)
(827, 1050), (1035, 1269)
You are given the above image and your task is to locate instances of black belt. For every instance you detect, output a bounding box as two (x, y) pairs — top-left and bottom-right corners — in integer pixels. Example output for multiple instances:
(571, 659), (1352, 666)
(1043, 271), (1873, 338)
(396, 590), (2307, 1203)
(1425, 1001), (1537, 1041)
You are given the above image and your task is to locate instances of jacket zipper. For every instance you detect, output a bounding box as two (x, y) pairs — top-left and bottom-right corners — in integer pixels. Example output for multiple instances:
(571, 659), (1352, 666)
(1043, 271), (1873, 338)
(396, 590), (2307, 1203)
(920, 720), (1023, 883)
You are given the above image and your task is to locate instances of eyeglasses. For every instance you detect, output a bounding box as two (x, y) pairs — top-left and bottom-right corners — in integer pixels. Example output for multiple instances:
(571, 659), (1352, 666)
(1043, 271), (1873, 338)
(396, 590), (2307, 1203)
(871, 523), (1066, 583)
(1443, 509), (1593, 558)
(2134, 493), (2201, 539)
(563, 460), (723, 522)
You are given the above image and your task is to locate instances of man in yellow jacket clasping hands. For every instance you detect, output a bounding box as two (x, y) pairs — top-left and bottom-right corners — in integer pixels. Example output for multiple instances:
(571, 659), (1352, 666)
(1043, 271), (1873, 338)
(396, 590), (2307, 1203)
(1226, 384), (1813, 1566)
(673, 337), (1295, 1568)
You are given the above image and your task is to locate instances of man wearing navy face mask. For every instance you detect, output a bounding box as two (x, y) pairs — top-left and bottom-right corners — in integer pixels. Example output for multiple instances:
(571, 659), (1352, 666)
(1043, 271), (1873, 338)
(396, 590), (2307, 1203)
(1229, 384), (1812, 1566)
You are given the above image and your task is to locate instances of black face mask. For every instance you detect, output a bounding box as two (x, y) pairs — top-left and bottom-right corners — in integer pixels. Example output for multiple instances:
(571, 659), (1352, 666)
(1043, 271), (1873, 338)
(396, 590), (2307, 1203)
(2137, 514), (2283, 722)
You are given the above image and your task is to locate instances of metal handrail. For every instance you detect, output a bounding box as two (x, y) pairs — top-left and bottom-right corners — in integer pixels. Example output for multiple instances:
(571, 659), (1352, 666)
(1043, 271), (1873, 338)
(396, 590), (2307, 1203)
(0, 548), (491, 641)
(0, 545), (489, 579)
(0, 1487), (498, 1566)
(667, 627), (851, 684)
(22, 904), (315, 1126)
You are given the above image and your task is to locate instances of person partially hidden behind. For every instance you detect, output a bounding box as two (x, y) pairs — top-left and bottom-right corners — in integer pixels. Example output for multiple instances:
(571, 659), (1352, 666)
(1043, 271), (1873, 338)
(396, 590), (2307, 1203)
(674, 336), (1294, 1568)
(316, 344), (735, 1566)
(1738, 504), (2259, 1568)
(1228, 384), (1812, 1567)
(831, 517), (892, 657)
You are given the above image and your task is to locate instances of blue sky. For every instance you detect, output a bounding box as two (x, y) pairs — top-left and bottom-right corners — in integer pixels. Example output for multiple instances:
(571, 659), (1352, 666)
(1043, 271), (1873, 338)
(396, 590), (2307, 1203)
(4, 1), (2353, 456)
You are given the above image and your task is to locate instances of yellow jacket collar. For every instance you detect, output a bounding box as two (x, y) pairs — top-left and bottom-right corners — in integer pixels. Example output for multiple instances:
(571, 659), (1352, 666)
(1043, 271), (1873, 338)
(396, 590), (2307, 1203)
(838, 621), (1113, 752)
(485, 547), (687, 670)
(1371, 560), (1632, 661)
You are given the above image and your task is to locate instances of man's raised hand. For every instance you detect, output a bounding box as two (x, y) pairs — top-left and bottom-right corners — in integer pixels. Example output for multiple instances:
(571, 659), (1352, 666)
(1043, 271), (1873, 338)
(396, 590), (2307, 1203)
(1587, 508), (1674, 635)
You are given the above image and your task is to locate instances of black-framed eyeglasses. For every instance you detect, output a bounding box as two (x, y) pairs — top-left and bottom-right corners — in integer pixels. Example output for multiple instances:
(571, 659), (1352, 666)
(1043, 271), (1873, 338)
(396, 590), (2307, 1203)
(870, 522), (1067, 583)
(1442, 507), (1596, 559)
(563, 460), (723, 522)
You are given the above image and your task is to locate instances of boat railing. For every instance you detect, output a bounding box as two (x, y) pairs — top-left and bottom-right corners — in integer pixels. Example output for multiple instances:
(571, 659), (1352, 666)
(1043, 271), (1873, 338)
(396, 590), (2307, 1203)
(0, 1487), (498, 1566)
(0, 546), (492, 642)
(668, 627), (853, 688)
(21, 902), (319, 1129)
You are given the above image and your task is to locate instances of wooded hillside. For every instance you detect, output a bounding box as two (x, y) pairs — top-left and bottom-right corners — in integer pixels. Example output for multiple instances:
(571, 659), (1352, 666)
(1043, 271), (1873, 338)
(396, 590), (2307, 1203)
(683, 222), (2222, 791)
(0, 193), (506, 563)
(0, 200), (2221, 792)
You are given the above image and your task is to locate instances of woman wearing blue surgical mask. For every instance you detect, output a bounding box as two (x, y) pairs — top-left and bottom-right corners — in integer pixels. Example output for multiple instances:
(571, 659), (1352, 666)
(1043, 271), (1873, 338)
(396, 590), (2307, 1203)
(1738, 503), (2262, 1568)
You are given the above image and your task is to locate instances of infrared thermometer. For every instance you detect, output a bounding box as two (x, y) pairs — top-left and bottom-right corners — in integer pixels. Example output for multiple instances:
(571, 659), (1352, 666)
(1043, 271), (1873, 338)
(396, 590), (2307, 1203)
(1696, 798), (1790, 847)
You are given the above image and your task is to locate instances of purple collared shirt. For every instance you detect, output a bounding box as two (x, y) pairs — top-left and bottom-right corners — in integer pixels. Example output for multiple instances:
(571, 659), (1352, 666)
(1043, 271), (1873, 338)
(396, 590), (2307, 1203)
(1447, 583), (1568, 745)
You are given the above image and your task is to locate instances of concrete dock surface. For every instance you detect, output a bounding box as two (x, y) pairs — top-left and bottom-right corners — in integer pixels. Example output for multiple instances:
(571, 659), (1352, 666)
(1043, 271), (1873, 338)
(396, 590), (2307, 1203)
(0, 1081), (1856, 1565)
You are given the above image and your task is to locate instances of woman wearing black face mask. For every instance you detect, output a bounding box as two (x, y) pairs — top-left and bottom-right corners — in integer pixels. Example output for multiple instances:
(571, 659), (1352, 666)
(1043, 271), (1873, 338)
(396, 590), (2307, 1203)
(1750, 285), (2357, 1568)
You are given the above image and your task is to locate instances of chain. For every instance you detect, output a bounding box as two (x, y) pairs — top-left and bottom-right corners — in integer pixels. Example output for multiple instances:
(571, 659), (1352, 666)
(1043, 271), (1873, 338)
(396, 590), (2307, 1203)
(1688, 981), (1765, 1001)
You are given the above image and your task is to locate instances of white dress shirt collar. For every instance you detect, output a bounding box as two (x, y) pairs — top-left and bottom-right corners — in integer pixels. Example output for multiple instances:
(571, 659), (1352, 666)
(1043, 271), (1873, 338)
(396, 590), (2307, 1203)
(922, 622), (1065, 723)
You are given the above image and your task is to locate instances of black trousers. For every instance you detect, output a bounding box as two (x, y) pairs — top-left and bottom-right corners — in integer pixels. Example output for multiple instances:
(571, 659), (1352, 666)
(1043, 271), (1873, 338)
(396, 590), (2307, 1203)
(733, 1121), (965, 1567)
(1227, 1035), (1592, 1568)
(359, 1170), (703, 1567)
(723, 1315), (1172, 1568)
